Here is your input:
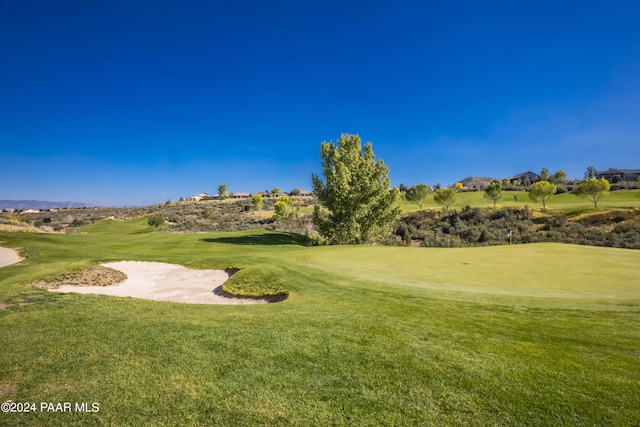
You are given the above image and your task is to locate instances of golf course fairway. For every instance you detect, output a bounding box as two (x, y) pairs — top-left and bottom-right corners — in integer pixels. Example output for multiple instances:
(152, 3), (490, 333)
(1, 221), (638, 425)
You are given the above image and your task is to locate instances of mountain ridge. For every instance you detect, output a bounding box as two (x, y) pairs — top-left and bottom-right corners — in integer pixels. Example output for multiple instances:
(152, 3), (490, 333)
(0, 200), (103, 209)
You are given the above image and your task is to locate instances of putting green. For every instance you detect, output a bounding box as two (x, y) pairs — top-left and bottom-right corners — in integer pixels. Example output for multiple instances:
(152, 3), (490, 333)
(298, 243), (640, 301)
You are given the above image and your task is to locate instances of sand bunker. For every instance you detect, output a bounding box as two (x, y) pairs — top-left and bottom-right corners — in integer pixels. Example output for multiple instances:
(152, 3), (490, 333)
(50, 261), (274, 305)
(0, 247), (22, 268)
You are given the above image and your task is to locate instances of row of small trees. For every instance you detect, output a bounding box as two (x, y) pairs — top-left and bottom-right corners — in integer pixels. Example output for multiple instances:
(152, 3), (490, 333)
(403, 177), (616, 211)
(404, 184), (499, 211)
(531, 178), (615, 209)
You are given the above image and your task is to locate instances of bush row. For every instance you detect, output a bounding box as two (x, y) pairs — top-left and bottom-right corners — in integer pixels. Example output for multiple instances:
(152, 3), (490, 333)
(392, 207), (640, 249)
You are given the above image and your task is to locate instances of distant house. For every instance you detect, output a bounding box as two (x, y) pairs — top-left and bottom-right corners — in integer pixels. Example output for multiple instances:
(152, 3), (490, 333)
(297, 190), (314, 197)
(509, 171), (540, 183)
(186, 193), (211, 202)
(231, 192), (251, 199)
(596, 168), (640, 183)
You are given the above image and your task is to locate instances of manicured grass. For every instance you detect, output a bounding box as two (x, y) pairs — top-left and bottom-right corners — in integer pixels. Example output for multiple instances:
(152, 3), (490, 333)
(298, 243), (640, 310)
(1, 221), (639, 425)
(401, 189), (640, 212)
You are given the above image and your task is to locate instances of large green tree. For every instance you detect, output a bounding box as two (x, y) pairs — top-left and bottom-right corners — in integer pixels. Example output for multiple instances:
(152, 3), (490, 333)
(311, 134), (401, 244)
(483, 181), (502, 208)
(528, 181), (557, 209)
(406, 184), (430, 210)
(575, 177), (610, 208)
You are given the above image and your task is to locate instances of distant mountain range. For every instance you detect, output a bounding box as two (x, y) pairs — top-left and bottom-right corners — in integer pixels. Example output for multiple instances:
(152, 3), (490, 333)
(0, 200), (102, 209)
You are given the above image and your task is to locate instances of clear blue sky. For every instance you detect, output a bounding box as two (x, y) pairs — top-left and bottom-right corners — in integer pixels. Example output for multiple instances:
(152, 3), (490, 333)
(2, 1), (639, 206)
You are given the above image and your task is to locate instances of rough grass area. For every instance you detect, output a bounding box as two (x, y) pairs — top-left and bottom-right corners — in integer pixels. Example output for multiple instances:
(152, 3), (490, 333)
(31, 264), (127, 288)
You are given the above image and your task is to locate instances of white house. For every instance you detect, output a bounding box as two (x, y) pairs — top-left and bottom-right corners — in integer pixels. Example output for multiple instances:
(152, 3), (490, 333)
(186, 193), (211, 202)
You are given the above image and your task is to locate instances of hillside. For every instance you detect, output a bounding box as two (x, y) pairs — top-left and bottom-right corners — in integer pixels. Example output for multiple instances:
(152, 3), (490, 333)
(2, 191), (639, 249)
(457, 176), (499, 188)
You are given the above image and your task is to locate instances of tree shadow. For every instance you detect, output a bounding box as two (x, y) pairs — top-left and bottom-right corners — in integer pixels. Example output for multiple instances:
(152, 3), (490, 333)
(201, 232), (305, 246)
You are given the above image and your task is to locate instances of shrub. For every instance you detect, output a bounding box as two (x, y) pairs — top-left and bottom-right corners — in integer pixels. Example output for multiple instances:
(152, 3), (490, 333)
(251, 193), (264, 211)
(274, 195), (295, 220)
(148, 214), (165, 227)
(518, 205), (532, 220)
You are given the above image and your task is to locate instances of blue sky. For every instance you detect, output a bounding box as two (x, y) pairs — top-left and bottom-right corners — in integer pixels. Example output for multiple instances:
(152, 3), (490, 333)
(1, 1), (639, 206)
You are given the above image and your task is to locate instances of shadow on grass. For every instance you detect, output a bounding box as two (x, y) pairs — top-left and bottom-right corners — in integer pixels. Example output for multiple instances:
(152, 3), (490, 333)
(212, 285), (287, 303)
(201, 232), (305, 246)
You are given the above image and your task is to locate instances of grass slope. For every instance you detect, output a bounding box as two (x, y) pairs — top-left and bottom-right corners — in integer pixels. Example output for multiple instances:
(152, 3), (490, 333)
(401, 189), (640, 212)
(1, 220), (639, 425)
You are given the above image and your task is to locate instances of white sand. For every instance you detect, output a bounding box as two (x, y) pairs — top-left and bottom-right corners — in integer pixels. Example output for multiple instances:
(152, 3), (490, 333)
(0, 247), (22, 268)
(50, 261), (272, 305)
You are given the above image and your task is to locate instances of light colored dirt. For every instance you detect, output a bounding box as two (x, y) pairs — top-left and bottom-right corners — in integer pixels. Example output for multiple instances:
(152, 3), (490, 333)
(49, 261), (272, 305)
(0, 247), (22, 267)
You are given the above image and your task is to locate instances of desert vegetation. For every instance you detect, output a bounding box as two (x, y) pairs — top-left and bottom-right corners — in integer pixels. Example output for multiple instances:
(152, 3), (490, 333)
(3, 190), (640, 250)
(392, 206), (640, 249)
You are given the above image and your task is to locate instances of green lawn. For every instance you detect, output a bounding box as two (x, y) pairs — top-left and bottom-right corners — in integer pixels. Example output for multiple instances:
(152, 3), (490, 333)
(1, 221), (639, 425)
(401, 189), (640, 212)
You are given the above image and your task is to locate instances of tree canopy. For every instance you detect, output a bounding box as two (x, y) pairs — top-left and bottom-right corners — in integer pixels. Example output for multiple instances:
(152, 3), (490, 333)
(274, 195), (295, 220)
(251, 193), (263, 211)
(575, 177), (610, 208)
(584, 166), (597, 179)
(483, 181), (502, 208)
(540, 167), (550, 182)
(311, 134), (401, 244)
(552, 170), (567, 184)
(218, 184), (228, 200)
(528, 181), (557, 209)
(433, 188), (456, 211)
(406, 184), (430, 210)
